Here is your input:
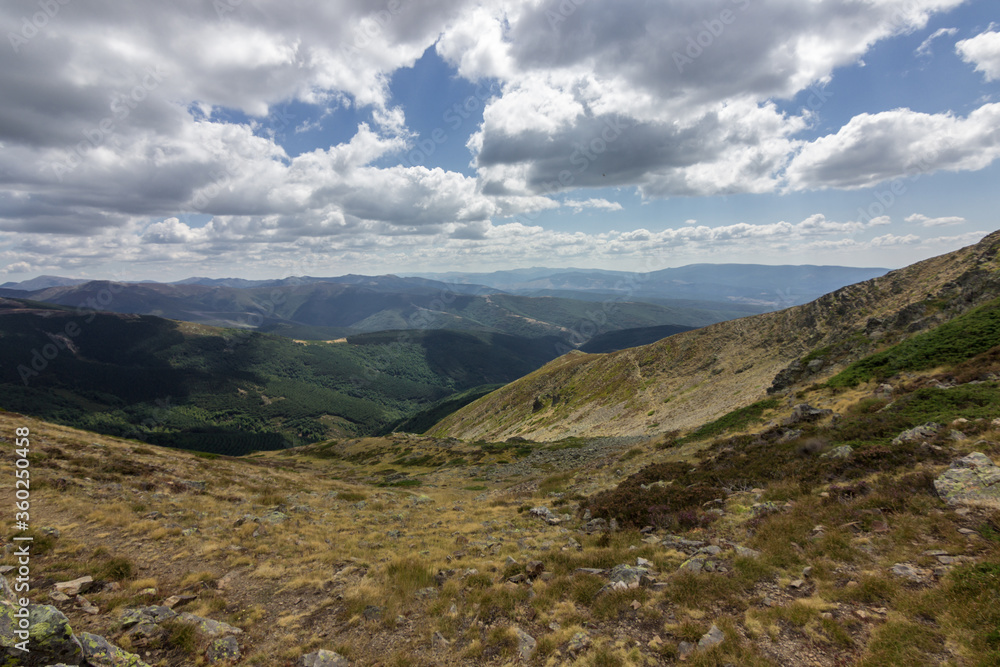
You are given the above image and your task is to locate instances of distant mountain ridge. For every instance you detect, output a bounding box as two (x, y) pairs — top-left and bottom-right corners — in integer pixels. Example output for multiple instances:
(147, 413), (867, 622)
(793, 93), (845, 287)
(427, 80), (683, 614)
(411, 264), (890, 308)
(12, 277), (752, 343)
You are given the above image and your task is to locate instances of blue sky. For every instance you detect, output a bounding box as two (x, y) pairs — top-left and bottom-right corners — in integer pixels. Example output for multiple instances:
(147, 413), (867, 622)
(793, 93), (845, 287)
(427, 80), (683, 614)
(0, 0), (998, 281)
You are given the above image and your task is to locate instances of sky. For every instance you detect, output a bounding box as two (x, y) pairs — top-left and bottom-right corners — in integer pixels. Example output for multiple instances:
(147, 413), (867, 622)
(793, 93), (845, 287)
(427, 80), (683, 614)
(0, 0), (998, 282)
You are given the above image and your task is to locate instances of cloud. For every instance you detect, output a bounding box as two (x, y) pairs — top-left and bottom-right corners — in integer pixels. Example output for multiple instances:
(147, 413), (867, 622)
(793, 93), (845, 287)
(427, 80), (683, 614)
(446, 0), (969, 197)
(563, 198), (623, 213)
(785, 104), (1000, 190)
(957, 30), (1000, 81)
(905, 213), (966, 227)
(916, 27), (958, 56)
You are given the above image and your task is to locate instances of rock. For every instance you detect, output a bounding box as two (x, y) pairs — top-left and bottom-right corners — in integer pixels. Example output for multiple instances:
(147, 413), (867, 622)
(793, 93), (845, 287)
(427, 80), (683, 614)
(163, 594), (197, 609)
(124, 621), (166, 644)
(120, 605), (177, 628)
(78, 632), (153, 666)
(891, 563), (933, 582)
(608, 564), (653, 587)
(875, 383), (894, 399)
(76, 596), (99, 615)
(789, 579), (806, 590)
(362, 606), (382, 620)
(297, 649), (351, 667)
(512, 626), (536, 661)
(528, 507), (555, 521)
(648, 635), (664, 649)
(892, 423), (940, 445)
(54, 576), (94, 596)
(526, 561), (544, 579)
(584, 518), (608, 533)
(785, 404), (833, 425)
(934, 453), (1000, 507)
(950, 430), (969, 442)
(505, 556), (518, 567)
(0, 602), (83, 666)
(696, 545), (722, 557)
(205, 635), (241, 664)
(821, 444), (854, 460)
(176, 612), (243, 637)
(678, 558), (706, 573)
(609, 518), (619, 532)
(566, 631), (591, 655)
(733, 545), (761, 559)
(678, 641), (696, 659)
(698, 624), (725, 650)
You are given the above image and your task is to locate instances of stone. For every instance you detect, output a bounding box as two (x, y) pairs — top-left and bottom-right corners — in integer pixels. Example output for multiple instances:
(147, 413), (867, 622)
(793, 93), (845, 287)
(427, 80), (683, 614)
(297, 649), (351, 667)
(950, 430), (969, 442)
(785, 404), (833, 425)
(120, 605), (177, 628)
(76, 596), (99, 615)
(698, 624), (725, 650)
(177, 612), (243, 637)
(892, 423), (940, 445)
(891, 563), (933, 582)
(54, 575), (94, 596)
(205, 635), (241, 664)
(529, 506), (555, 521)
(163, 594), (197, 609)
(79, 632), (153, 666)
(821, 444), (854, 460)
(526, 561), (544, 578)
(609, 518), (619, 532)
(648, 635), (664, 649)
(733, 545), (761, 559)
(566, 631), (591, 655)
(934, 453), (1000, 507)
(584, 518), (609, 533)
(0, 602), (83, 666)
(789, 579), (806, 589)
(696, 545), (722, 557)
(678, 641), (696, 659)
(679, 558), (706, 573)
(512, 626), (536, 661)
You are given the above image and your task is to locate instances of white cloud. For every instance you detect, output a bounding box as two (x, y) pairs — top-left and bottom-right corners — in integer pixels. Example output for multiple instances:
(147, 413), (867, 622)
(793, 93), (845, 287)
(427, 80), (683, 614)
(957, 30), (1000, 81)
(785, 104), (1000, 190)
(905, 213), (966, 227)
(916, 27), (958, 56)
(563, 198), (623, 213)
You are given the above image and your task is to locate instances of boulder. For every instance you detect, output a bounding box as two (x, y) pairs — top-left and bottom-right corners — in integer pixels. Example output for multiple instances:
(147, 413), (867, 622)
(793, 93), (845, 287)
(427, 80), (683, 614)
(120, 605), (177, 628)
(784, 404), (833, 425)
(512, 626), (536, 661)
(698, 624), (725, 650)
(205, 635), (241, 664)
(176, 612), (242, 637)
(0, 601), (83, 667)
(934, 453), (1000, 507)
(892, 423), (940, 445)
(78, 632), (152, 667)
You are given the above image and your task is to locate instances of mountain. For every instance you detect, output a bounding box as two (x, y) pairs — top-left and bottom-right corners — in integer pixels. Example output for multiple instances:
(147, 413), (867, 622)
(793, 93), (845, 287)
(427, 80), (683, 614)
(0, 299), (566, 453)
(578, 324), (695, 354)
(431, 230), (1000, 442)
(19, 279), (733, 342)
(0, 275), (90, 290)
(410, 264), (890, 308)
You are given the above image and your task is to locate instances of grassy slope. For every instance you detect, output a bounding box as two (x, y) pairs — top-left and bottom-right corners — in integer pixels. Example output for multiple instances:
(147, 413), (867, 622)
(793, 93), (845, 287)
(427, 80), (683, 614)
(4, 340), (1000, 666)
(431, 230), (1000, 442)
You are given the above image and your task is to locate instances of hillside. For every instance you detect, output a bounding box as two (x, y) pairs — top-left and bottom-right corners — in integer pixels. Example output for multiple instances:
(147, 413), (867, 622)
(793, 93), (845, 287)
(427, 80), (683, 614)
(431, 230), (1000, 442)
(0, 300), (566, 453)
(4, 335), (1000, 665)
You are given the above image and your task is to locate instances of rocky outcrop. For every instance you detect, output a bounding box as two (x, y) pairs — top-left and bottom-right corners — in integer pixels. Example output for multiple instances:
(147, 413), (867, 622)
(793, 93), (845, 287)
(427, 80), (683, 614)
(934, 453), (1000, 507)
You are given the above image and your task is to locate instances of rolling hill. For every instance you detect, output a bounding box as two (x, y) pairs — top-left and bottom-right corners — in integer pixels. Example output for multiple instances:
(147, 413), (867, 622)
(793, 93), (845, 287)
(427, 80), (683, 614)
(0, 299), (566, 453)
